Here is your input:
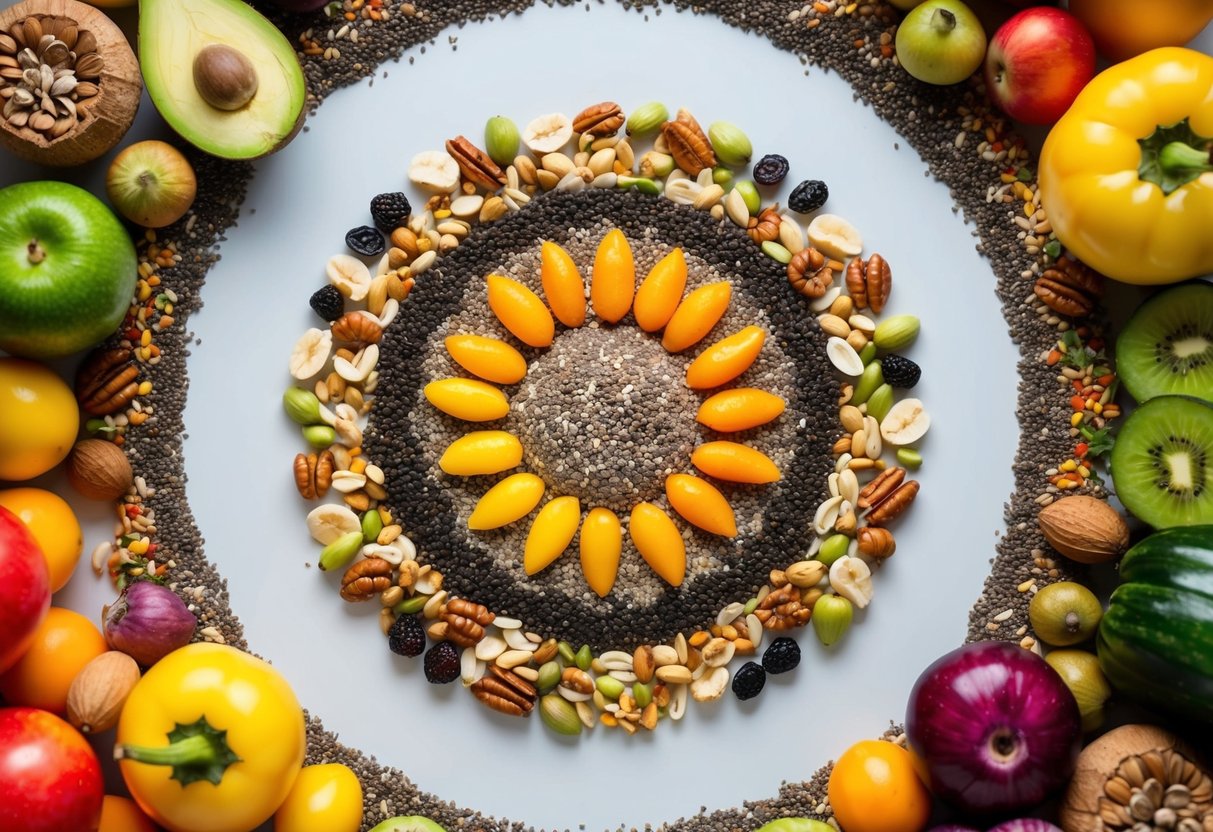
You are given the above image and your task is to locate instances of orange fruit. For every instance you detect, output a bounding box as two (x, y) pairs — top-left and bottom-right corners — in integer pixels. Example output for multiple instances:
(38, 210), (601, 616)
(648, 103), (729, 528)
(665, 474), (737, 537)
(827, 740), (932, 832)
(0, 606), (108, 715)
(524, 496), (581, 576)
(696, 388), (785, 432)
(580, 507), (621, 597)
(467, 473), (545, 530)
(423, 378), (510, 422)
(99, 796), (156, 832)
(540, 241), (587, 327)
(633, 248), (687, 332)
(444, 335), (527, 384)
(0, 488), (84, 593)
(685, 326), (766, 389)
(486, 274), (554, 347)
(629, 503), (686, 586)
(691, 442), (781, 484)
(590, 229), (635, 323)
(0, 358), (79, 482)
(661, 282), (732, 353)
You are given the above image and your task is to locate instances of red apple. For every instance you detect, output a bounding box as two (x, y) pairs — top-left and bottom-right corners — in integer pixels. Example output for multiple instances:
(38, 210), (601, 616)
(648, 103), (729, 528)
(984, 7), (1096, 125)
(0, 506), (50, 674)
(0, 707), (104, 832)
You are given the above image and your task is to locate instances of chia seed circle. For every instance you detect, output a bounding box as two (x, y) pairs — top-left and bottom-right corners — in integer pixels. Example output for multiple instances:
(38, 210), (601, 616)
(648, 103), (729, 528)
(512, 324), (698, 512)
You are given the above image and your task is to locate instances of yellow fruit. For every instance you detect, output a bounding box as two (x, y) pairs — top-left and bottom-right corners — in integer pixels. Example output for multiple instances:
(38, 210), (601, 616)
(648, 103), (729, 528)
(580, 507), (621, 597)
(692, 441), (781, 484)
(540, 241), (587, 327)
(696, 388), (785, 432)
(468, 473), (545, 530)
(629, 502), (686, 586)
(685, 326), (766, 389)
(487, 274), (554, 347)
(0, 358), (79, 481)
(444, 335), (527, 384)
(661, 281), (732, 353)
(633, 248), (687, 332)
(438, 431), (523, 476)
(665, 474), (737, 537)
(591, 229), (635, 324)
(524, 496), (581, 575)
(423, 378), (510, 422)
(274, 763), (363, 832)
(0, 488), (83, 593)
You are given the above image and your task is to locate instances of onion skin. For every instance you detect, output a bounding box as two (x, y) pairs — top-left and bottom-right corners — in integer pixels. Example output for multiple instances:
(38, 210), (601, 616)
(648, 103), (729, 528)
(906, 642), (1082, 815)
(103, 581), (196, 667)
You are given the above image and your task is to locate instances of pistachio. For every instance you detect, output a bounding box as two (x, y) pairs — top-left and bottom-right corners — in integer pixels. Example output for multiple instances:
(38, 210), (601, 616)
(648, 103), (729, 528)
(812, 594), (854, 646)
(617, 175), (661, 195)
(302, 424), (336, 449)
(539, 693), (582, 735)
(283, 387), (322, 425)
(626, 101), (668, 137)
(733, 180), (760, 215)
(708, 121), (753, 167)
(537, 660), (562, 693)
(873, 314), (921, 351)
(360, 509), (384, 543)
(318, 531), (364, 572)
(897, 448), (924, 469)
(851, 361), (885, 405)
(637, 151), (674, 179)
(595, 674), (624, 700)
(632, 682), (653, 709)
(866, 383), (895, 424)
(712, 166), (734, 188)
(483, 115), (520, 166)
(817, 534), (851, 566)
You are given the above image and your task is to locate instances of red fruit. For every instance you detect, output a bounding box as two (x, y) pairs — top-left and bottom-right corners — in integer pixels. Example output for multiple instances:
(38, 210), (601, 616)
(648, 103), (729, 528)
(0, 506), (51, 674)
(984, 7), (1096, 125)
(0, 707), (104, 832)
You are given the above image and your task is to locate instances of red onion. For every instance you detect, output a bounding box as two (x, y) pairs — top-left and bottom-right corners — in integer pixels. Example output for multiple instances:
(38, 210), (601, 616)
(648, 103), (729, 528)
(987, 821), (1062, 832)
(928, 826), (981, 831)
(906, 642), (1081, 815)
(103, 581), (197, 667)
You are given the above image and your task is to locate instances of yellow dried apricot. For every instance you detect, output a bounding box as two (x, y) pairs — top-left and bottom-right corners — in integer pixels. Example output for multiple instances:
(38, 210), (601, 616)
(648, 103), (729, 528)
(696, 388), (786, 432)
(468, 473), (545, 530)
(580, 507), (621, 597)
(691, 441), (781, 484)
(664, 474), (737, 537)
(540, 241), (587, 328)
(629, 502), (686, 586)
(633, 247), (687, 332)
(439, 431), (524, 476)
(486, 274), (554, 347)
(685, 325), (766, 389)
(590, 229), (635, 324)
(523, 495), (581, 575)
(661, 281), (732, 353)
(444, 334), (527, 385)
(423, 378), (510, 422)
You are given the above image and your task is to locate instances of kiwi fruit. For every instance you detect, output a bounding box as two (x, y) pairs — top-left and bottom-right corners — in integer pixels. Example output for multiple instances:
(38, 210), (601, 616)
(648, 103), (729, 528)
(1117, 282), (1213, 404)
(1110, 395), (1213, 528)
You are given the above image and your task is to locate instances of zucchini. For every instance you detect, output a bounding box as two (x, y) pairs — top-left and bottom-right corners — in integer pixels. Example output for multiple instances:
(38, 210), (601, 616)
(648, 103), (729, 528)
(1097, 525), (1213, 724)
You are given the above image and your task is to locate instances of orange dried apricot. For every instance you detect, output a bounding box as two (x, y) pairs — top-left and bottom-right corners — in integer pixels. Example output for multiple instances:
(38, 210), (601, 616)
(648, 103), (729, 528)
(665, 474), (738, 537)
(467, 473), (545, 530)
(580, 507), (621, 597)
(444, 334), (527, 385)
(523, 495), (581, 575)
(486, 274), (554, 347)
(633, 247), (687, 332)
(590, 229), (635, 324)
(423, 378), (510, 422)
(661, 281), (732, 353)
(540, 241), (587, 328)
(438, 431), (523, 476)
(691, 441), (781, 484)
(696, 388), (785, 432)
(629, 502), (686, 586)
(685, 325), (766, 389)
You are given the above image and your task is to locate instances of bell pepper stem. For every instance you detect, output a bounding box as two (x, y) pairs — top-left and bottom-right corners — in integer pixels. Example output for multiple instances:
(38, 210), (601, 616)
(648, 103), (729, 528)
(114, 716), (241, 787)
(1159, 141), (1213, 177)
(1139, 119), (1213, 195)
(116, 733), (217, 767)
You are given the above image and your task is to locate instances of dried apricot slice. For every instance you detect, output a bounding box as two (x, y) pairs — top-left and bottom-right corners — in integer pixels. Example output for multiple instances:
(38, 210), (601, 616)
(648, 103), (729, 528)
(665, 473), (737, 537)
(633, 247), (687, 332)
(468, 473), (545, 530)
(661, 281), (732, 353)
(580, 507), (622, 597)
(523, 495), (581, 575)
(487, 274), (554, 347)
(444, 334), (527, 385)
(439, 431), (523, 476)
(423, 378), (510, 422)
(696, 388), (785, 432)
(590, 229), (635, 324)
(691, 441), (781, 484)
(629, 502), (686, 586)
(540, 241), (587, 328)
(685, 325), (766, 389)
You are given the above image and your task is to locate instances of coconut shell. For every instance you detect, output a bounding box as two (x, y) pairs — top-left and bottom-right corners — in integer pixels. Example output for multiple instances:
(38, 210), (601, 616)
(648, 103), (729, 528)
(0, 0), (141, 166)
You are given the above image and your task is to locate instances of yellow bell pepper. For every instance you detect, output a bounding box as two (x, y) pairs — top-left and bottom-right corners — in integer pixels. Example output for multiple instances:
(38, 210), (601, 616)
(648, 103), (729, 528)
(1039, 47), (1213, 285)
(114, 643), (306, 832)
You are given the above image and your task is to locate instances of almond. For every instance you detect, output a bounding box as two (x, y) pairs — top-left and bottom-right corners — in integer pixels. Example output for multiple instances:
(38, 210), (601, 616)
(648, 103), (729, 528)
(1038, 495), (1130, 564)
(66, 651), (141, 734)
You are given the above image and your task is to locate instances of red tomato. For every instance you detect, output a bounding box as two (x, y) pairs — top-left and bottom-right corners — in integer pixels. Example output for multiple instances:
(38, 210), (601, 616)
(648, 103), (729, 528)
(0, 707), (104, 832)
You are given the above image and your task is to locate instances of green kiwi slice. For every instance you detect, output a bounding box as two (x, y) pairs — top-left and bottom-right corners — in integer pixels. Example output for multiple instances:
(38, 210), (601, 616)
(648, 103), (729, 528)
(1111, 395), (1213, 528)
(1117, 281), (1213, 404)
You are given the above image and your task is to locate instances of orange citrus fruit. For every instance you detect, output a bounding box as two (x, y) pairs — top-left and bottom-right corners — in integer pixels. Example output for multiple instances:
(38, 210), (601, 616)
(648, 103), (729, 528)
(99, 796), (157, 832)
(0, 357), (80, 481)
(0, 488), (84, 593)
(827, 740), (932, 832)
(539, 241), (587, 327)
(0, 606), (108, 715)
(590, 229), (635, 324)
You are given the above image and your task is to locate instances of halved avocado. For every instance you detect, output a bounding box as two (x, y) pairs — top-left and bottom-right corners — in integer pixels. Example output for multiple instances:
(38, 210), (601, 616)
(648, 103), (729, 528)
(139, 0), (306, 160)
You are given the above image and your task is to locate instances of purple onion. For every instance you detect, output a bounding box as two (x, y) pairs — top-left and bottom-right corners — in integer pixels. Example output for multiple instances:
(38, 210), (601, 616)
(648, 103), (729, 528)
(987, 822), (1062, 832)
(906, 642), (1082, 815)
(104, 581), (197, 666)
(928, 827), (981, 832)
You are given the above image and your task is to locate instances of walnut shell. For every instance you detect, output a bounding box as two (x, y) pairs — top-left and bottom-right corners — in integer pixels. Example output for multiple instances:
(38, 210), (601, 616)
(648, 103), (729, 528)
(1038, 495), (1130, 564)
(66, 438), (132, 501)
(65, 650), (140, 734)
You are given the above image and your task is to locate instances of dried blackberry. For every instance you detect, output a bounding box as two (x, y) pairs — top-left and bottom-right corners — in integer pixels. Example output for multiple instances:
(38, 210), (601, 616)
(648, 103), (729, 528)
(752, 154), (790, 186)
(308, 285), (345, 322)
(387, 614), (425, 657)
(761, 637), (801, 674)
(732, 661), (767, 700)
(423, 641), (460, 684)
(788, 180), (829, 214)
(345, 225), (385, 257)
(370, 191), (412, 232)
(881, 354), (921, 389)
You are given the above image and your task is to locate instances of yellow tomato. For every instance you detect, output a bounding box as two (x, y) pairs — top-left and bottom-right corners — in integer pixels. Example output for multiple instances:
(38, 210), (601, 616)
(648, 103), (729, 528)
(274, 764), (363, 832)
(590, 229), (635, 324)
(100, 795), (157, 832)
(0, 358), (80, 481)
(438, 431), (523, 476)
(828, 740), (931, 832)
(444, 335), (527, 384)
(0, 488), (84, 592)
(0, 606), (107, 714)
(628, 502), (686, 586)
(423, 378), (510, 422)
(691, 442), (781, 484)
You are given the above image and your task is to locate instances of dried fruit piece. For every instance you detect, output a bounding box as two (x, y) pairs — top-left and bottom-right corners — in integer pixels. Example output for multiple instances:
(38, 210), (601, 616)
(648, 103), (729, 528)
(467, 473), (544, 530)
(326, 254), (372, 301)
(685, 326), (766, 389)
(665, 474), (737, 537)
(486, 274), (555, 348)
(408, 150), (461, 193)
(423, 378), (510, 422)
(345, 225), (384, 257)
(580, 507), (621, 597)
(539, 241), (587, 328)
(369, 191), (411, 231)
(306, 503), (361, 544)
(661, 282), (732, 353)
(633, 247), (687, 332)
(444, 334), (527, 385)
(753, 154), (790, 185)
(629, 502), (686, 587)
(524, 496), (581, 575)
(691, 441), (781, 484)
(288, 328), (332, 380)
(696, 388), (785, 432)
(879, 398), (930, 445)
(438, 431), (524, 476)
(590, 229), (635, 324)
(829, 556), (873, 608)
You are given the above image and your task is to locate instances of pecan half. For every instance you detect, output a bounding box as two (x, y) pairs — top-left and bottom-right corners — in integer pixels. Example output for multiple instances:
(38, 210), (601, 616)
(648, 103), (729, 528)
(661, 119), (716, 176)
(488, 664), (537, 700)
(866, 480), (920, 527)
(76, 347), (139, 416)
(340, 557), (393, 602)
(314, 450), (334, 497)
(444, 135), (507, 191)
(856, 526), (896, 558)
(471, 673), (535, 716)
(444, 597), (495, 626)
(331, 312), (383, 346)
(788, 247), (833, 298)
(1034, 255), (1104, 318)
(847, 253), (892, 313)
(857, 466), (906, 510)
(573, 101), (624, 137)
(747, 206), (781, 244)
(294, 452), (318, 499)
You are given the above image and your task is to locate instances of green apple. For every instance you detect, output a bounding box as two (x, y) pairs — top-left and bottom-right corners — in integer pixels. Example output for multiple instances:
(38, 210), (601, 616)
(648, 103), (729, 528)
(0, 181), (138, 359)
(895, 0), (988, 86)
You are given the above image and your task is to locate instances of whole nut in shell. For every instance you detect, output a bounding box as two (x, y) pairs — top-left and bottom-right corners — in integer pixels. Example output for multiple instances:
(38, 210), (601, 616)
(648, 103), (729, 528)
(1037, 495), (1129, 564)
(66, 439), (132, 501)
(65, 650), (140, 734)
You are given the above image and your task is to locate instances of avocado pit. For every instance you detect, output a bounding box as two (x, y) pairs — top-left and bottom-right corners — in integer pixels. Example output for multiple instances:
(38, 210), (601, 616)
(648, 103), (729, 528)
(192, 43), (258, 111)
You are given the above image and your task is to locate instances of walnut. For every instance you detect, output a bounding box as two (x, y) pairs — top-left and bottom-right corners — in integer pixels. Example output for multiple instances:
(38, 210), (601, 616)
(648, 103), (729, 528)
(339, 558), (392, 602)
(753, 584), (811, 630)
(787, 247), (833, 298)
(747, 206), (781, 244)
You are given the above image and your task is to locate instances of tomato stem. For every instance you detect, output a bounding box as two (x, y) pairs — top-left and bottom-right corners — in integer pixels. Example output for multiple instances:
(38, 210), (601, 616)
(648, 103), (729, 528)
(114, 716), (241, 787)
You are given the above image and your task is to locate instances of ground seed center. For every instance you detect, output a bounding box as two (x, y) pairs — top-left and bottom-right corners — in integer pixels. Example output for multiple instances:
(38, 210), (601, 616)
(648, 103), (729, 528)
(510, 324), (699, 512)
